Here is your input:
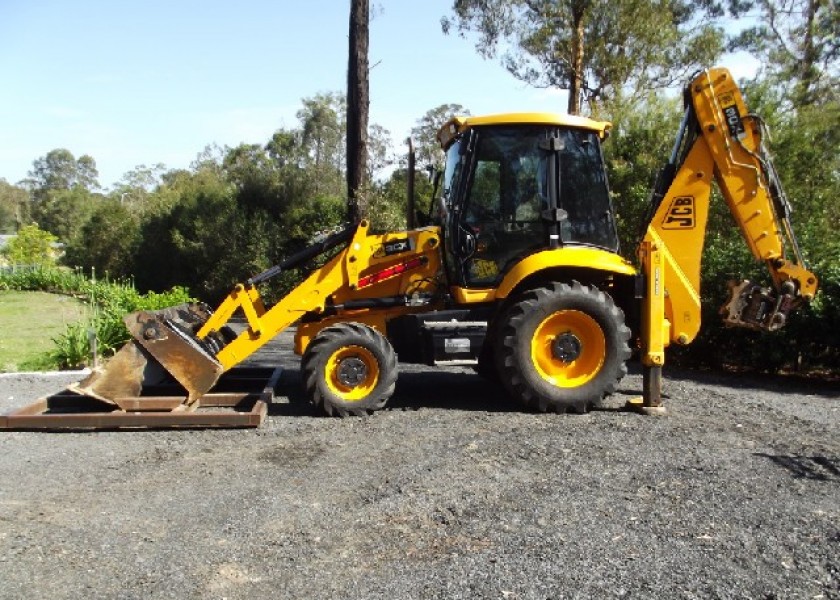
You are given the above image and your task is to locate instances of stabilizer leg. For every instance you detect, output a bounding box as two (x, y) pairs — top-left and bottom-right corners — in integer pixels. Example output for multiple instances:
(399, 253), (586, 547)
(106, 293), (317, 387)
(626, 365), (667, 415)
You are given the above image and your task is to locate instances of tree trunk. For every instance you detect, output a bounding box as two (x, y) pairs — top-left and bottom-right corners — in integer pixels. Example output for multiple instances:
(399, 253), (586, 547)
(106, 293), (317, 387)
(567, 2), (587, 115)
(797, 0), (821, 105)
(347, 0), (370, 224)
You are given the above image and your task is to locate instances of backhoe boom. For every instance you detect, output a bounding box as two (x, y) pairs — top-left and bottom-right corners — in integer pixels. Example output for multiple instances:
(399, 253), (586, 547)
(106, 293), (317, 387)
(637, 68), (818, 408)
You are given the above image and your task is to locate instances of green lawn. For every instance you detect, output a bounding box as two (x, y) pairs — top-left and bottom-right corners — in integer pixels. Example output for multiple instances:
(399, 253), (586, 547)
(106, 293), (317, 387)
(0, 291), (87, 372)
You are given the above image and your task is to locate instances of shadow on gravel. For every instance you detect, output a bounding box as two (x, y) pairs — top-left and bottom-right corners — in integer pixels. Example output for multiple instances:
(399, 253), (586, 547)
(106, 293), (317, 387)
(756, 453), (840, 481)
(647, 361), (840, 399)
(270, 368), (520, 415)
(269, 368), (632, 416)
(389, 371), (519, 412)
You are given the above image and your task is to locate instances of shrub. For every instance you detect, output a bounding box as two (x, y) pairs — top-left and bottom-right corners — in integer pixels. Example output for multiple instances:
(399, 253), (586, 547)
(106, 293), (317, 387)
(1, 224), (57, 267)
(1, 266), (195, 369)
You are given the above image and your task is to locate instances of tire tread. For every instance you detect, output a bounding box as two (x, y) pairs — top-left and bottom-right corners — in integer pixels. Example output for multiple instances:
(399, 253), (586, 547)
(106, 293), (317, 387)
(495, 281), (631, 414)
(301, 323), (397, 417)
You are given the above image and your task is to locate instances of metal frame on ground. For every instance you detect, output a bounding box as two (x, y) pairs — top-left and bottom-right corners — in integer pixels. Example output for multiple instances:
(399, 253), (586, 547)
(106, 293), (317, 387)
(0, 367), (281, 430)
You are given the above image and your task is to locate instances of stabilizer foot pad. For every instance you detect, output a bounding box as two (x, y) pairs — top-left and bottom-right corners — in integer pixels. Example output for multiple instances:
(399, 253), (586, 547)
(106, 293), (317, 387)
(625, 397), (668, 416)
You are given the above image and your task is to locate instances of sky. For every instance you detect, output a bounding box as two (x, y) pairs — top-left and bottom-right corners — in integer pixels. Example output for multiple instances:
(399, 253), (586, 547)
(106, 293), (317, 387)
(0, 1), (758, 190)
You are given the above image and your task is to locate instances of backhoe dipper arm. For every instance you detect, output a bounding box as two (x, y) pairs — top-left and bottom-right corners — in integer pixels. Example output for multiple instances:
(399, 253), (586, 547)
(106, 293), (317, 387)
(636, 67), (818, 408)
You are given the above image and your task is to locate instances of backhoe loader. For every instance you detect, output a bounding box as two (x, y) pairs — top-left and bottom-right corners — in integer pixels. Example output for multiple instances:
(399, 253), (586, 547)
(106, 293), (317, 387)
(72, 67), (818, 418)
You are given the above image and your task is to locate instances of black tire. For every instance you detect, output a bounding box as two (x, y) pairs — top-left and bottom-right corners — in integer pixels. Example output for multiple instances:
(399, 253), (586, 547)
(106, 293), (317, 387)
(495, 281), (631, 414)
(301, 322), (398, 417)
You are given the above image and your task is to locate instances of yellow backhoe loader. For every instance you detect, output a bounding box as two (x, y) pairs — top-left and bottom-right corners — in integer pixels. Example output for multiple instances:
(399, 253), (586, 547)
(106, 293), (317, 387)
(69, 67), (819, 419)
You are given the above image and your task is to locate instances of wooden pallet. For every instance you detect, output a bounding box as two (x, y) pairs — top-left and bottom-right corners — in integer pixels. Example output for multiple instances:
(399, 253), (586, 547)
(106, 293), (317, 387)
(0, 367), (281, 431)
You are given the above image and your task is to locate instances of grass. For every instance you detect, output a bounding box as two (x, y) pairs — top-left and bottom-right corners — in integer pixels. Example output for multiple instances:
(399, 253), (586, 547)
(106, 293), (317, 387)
(0, 291), (88, 372)
(1, 267), (195, 369)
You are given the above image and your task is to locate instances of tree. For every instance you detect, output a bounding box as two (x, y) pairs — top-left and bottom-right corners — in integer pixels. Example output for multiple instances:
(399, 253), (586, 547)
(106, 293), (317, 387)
(298, 93), (346, 174)
(347, 0), (370, 222)
(727, 0), (839, 106)
(111, 163), (168, 213)
(369, 166), (436, 233)
(132, 168), (245, 300)
(368, 124), (394, 178)
(265, 128), (324, 212)
(410, 104), (471, 169)
(32, 187), (96, 243)
(63, 200), (140, 277)
(26, 149), (100, 201)
(0, 179), (29, 233)
(442, 0), (724, 114)
(222, 143), (284, 217)
(189, 144), (226, 173)
(1, 223), (57, 266)
(295, 93), (346, 198)
(602, 93), (683, 254)
(266, 129), (305, 168)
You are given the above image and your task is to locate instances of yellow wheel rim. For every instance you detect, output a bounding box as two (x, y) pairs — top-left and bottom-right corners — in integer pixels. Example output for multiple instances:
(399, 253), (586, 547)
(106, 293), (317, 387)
(324, 345), (380, 401)
(530, 310), (606, 388)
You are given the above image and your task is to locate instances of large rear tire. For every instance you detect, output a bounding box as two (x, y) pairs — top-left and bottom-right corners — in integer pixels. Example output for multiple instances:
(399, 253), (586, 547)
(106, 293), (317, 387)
(301, 323), (397, 417)
(495, 281), (631, 414)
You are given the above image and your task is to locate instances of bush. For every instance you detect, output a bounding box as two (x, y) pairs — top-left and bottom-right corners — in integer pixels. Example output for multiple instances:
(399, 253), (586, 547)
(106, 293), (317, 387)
(1, 266), (194, 369)
(1, 224), (57, 267)
(51, 322), (94, 370)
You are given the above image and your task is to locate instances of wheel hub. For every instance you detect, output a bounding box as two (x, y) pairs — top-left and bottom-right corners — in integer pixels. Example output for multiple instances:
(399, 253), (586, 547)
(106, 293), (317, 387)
(336, 357), (368, 387)
(552, 332), (582, 363)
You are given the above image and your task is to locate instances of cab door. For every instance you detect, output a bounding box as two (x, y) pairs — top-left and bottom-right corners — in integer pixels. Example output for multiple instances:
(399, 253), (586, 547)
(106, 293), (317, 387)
(452, 126), (553, 287)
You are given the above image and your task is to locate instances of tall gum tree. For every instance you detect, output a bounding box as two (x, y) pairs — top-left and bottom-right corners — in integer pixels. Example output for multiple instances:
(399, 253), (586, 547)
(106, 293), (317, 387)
(347, 0), (370, 223)
(442, 0), (725, 114)
(26, 149), (99, 201)
(727, 0), (839, 106)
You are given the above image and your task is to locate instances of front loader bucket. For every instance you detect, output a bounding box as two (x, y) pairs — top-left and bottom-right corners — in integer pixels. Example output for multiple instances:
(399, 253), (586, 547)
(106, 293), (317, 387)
(71, 304), (225, 409)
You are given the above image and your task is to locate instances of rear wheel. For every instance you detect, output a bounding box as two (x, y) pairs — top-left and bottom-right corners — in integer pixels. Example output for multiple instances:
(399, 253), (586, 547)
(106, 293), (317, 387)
(301, 323), (397, 417)
(495, 281), (631, 413)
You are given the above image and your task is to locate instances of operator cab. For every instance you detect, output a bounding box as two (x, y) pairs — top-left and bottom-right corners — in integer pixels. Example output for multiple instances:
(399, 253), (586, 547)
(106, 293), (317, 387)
(436, 113), (619, 288)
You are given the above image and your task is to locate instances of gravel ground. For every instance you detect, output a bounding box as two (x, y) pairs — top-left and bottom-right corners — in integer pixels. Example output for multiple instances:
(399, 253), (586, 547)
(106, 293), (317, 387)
(0, 329), (838, 599)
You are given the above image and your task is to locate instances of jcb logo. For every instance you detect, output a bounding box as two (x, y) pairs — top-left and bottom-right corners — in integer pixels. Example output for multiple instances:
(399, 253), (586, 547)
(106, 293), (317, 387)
(373, 237), (412, 258)
(386, 240), (410, 253)
(718, 93), (746, 140)
(661, 196), (695, 229)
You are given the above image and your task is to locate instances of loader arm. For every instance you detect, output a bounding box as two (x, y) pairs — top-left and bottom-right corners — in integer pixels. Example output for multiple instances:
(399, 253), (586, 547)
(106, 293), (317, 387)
(195, 225), (367, 369)
(75, 220), (442, 406)
(196, 220), (444, 370)
(637, 67), (819, 407)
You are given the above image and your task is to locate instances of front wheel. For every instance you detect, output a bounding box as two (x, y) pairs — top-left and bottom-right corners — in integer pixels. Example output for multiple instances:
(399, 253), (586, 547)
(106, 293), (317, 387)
(495, 281), (631, 414)
(301, 323), (397, 417)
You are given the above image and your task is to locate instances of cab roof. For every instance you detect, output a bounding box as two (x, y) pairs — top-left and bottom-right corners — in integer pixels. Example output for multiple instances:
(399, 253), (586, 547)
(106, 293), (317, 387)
(437, 112), (612, 149)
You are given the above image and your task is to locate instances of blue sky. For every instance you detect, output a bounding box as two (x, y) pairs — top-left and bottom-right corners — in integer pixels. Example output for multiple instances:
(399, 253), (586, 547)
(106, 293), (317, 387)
(0, 1), (757, 189)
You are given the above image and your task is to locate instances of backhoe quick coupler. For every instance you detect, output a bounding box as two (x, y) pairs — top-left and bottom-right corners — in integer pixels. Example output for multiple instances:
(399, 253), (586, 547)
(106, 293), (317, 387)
(720, 280), (798, 332)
